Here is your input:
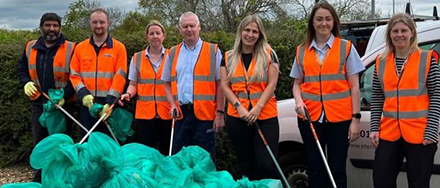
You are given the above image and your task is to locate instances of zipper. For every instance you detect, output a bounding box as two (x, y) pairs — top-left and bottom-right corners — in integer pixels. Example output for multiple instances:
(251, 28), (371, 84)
(95, 49), (99, 96)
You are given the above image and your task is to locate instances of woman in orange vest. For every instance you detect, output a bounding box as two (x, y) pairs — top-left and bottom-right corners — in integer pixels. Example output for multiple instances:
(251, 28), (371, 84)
(220, 14), (280, 180)
(370, 13), (440, 188)
(290, 2), (364, 187)
(119, 20), (172, 155)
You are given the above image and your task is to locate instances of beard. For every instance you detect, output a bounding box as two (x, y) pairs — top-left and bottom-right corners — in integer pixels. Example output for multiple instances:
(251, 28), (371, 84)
(93, 28), (107, 37)
(42, 30), (60, 44)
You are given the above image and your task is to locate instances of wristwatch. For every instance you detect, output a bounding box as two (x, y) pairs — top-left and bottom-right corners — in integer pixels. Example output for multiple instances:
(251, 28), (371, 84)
(352, 113), (361, 119)
(233, 101), (241, 109)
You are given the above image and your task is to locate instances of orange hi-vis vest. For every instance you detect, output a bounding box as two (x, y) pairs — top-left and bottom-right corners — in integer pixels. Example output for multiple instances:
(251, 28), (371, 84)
(70, 37), (127, 99)
(224, 48), (277, 120)
(169, 42), (218, 121)
(133, 49), (171, 120)
(26, 40), (75, 101)
(297, 37), (352, 122)
(376, 50), (433, 144)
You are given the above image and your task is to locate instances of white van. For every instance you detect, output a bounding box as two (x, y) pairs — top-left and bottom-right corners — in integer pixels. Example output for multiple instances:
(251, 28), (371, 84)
(278, 20), (440, 188)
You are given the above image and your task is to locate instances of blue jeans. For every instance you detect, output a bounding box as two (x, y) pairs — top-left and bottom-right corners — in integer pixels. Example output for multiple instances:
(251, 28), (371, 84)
(172, 105), (216, 159)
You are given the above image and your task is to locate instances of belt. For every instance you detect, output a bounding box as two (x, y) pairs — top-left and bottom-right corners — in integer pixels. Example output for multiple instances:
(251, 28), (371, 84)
(180, 104), (193, 110)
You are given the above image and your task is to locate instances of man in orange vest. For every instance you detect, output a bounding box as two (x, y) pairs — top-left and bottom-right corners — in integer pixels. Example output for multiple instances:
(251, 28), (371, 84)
(70, 8), (127, 137)
(162, 12), (225, 158)
(18, 12), (76, 183)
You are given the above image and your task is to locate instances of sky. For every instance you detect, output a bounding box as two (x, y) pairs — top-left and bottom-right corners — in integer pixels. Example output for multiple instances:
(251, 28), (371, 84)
(0, 0), (438, 30)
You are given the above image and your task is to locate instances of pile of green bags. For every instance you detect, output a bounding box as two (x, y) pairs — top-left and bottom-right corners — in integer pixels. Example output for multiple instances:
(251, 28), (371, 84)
(1, 132), (282, 188)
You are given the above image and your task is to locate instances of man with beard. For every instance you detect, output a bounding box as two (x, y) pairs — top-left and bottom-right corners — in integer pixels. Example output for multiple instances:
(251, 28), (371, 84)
(18, 12), (76, 182)
(70, 8), (127, 138)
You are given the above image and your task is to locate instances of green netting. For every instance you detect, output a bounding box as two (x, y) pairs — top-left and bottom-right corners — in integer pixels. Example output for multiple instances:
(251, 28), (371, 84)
(107, 108), (134, 142)
(0, 182), (42, 188)
(39, 88), (66, 134)
(24, 132), (281, 188)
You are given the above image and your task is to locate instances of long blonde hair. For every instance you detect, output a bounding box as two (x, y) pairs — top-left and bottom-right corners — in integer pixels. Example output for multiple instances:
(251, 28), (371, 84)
(382, 13), (418, 59)
(227, 14), (271, 82)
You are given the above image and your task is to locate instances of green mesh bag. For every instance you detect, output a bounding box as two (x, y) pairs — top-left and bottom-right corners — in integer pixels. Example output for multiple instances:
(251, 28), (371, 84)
(121, 143), (164, 178)
(89, 103), (103, 118)
(39, 88), (66, 134)
(233, 177), (282, 188)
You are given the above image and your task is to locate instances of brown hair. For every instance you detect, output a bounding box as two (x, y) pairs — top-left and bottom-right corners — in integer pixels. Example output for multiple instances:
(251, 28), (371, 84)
(303, 2), (341, 47)
(382, 13), (418, 59)
(145, 20), (166, 36)
(91, 8), (109, 22)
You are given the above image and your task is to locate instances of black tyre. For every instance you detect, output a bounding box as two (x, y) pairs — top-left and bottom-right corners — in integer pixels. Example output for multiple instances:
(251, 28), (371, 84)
(279, 151), (308, 188)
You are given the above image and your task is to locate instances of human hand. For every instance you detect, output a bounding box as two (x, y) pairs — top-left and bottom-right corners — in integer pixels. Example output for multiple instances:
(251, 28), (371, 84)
(57, 98), (65, 107)
(348, 119), (360, 142)
(100, 104), (113, 120)
(423, 138), (435, 146)
(370, 132), (379, 147)
(82, 94), (94, 108)
(245, 104), (262, 123)
(24, 82), (38, 96)
(118, 93), (131, 106)
(213, 113), (225, 132)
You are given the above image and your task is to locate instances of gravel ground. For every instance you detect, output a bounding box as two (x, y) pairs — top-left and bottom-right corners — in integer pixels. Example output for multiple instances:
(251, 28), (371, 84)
(0, 162), (33, 186)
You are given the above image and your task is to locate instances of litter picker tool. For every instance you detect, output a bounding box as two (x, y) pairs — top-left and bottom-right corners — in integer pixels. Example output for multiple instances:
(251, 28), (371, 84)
(104, 120), (119, 144)
(254, 122), (291, 188)
(303, 108), (337, 188)
(79, 98), (118, 144)
(36, 86), (88, 133)
(168, 108), (177, 156)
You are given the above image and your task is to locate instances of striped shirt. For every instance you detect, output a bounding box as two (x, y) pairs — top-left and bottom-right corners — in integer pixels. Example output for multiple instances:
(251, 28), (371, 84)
(370, 56), (440, 142)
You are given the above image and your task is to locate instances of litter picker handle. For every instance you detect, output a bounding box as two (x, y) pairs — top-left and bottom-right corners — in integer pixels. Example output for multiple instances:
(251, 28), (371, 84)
(172, 108), (177, 119)
(303, 108), (319, 140)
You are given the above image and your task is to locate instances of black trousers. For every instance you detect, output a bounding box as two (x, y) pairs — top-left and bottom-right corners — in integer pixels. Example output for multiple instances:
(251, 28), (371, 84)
(298, 118), (350, 188)
(31, 102), (74, 182)
(373, 138), (437, 188)
(226, 115), (280, 180)
(136, 118), (172, 156)
(79, 105), (112, 140)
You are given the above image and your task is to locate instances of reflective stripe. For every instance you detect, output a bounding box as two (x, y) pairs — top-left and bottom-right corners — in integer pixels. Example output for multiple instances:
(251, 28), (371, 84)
(135, 52), (142, 72)
(249, 92), (263, 100)
(169, 46), (177, 72)
(71, 69), (80, 76)
(383, 110), (428, 119)
(194, 75), (214, 81)
(156, 80), (165, 85)
(194, 94), (215, 101)
(381, 51), (429, 99)
(90, 90), (108, 97)
(116, 68), (126, 78)
(80, 71), (114, 78)
(231, 76), (246, 84)
(378, 56), (387, 92)
(138, 95), (154, 101)
(54, 67), (68, 73)
(298, 45), (305, 70)
(75, 83), (86, 92)
(29, 64), (37, 70)
(208, 43), (216, 82)
(138, 95), (168, 102)
(64, 41), (74, 73)
(302, 90), (351, 101)
(237, 92), (248, 99)
(26, 40), (36, 63)
(226, 50), (233, 71)
(55, 81), (67, 88)
(170, 76), (176, 82)
(139, 78), (155, 84)
(338, 40), (347, 74)
(173, 95), (178, 100)
(304, 74), (346, 82)
(107, 89), (120, 98)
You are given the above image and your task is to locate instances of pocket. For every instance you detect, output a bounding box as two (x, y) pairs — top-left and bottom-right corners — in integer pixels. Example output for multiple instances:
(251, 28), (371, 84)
(81, 56), (94, 70)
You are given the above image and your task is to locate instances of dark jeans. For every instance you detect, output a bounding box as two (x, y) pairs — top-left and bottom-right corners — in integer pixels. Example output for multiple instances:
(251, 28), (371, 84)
(373, 138), (437, 188)
(298, 118), (350, 188)
(226, 115), (280, 180)
(172, 105), (215, 159)
(79, 105), (112, 140)
(31, 102), (74, 182)
(136, 118), (172, 156)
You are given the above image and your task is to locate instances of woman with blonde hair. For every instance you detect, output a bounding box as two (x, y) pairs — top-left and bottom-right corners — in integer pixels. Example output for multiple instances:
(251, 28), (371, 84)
(370, 13), (440, 188)
(290, 2), (364, 187)
(119, 20), (172, 155)
(220, 14), (280, 180)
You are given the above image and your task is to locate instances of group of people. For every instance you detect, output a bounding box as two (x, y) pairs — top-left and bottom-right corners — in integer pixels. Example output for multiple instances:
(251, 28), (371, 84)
(18, 1), (439, 188)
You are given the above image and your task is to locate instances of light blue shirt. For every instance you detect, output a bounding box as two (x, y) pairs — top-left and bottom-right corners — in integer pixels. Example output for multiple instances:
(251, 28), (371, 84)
(290, 34), (365, 79)
(161, 38), (223, 105)
(128, 46), (166, 82)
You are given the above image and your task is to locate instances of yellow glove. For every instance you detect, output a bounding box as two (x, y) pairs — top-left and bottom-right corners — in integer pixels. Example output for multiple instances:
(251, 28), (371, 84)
(100, 104), (113, 120)
(24, 82), (38, 96)
(82, 95), (94, 108)
(57, 98), (65, 107)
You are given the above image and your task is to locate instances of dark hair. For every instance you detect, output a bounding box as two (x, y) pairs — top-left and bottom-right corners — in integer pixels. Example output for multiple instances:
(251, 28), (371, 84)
(40, 12), (61, 27)
(91, 8), (109, 22)
(304, 1), (341, 47)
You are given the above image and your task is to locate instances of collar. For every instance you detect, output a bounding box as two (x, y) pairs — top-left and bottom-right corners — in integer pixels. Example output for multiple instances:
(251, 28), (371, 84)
(309, 34), (335, 50)
(33, 33), (66, 50)
(90, 34), (113, 48)
(145, 46), (165, 57)
(182, 38), (202, 50)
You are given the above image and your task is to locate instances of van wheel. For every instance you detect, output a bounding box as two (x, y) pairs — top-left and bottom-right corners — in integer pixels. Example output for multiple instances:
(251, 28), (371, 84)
(279, 152), (308, 188)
